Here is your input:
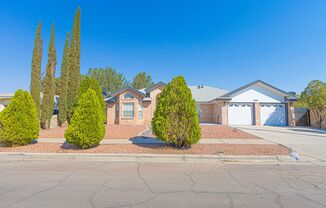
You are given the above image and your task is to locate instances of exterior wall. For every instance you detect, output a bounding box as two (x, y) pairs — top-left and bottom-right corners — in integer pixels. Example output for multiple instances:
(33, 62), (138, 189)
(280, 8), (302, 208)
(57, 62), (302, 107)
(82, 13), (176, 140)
(230, 84), (285, 103)
(149, 85), (164, 118)
(198, 101), (226, 124)
(254, 102), (261, 126)
(287, 101), (296, 127)
(106, 86), (164, 125)
(106, 102), (116, 124)
(198, 103), (214, 123)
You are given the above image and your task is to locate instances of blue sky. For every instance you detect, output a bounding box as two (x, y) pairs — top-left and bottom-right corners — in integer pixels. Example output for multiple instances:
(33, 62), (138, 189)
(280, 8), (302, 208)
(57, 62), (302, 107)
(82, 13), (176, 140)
(0, 0), (325, 93)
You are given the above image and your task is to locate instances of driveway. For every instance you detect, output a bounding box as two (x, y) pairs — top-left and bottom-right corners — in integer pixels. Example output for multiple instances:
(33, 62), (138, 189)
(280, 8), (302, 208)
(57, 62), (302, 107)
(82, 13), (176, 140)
(235, 125), (326, 161)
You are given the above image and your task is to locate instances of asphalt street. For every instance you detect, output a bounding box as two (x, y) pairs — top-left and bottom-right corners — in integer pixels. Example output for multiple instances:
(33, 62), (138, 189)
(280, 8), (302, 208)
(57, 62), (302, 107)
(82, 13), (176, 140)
(1, 159), (326, 208)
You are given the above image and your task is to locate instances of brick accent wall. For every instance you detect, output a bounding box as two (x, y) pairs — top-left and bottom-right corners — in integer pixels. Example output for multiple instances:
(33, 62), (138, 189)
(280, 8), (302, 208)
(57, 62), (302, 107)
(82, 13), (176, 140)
(287, 102), (296, 127)
(254, 102), (261, 126)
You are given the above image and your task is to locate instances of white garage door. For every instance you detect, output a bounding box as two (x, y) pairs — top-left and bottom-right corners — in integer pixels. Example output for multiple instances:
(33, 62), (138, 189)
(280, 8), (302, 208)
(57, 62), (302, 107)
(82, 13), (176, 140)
(260, 104), (286, 126)
(228, 103), (253, 125)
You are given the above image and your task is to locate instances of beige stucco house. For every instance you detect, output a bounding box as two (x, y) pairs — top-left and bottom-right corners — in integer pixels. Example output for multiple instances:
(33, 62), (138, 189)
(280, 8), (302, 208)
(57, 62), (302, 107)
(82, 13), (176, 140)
(105, 80), (297, 127)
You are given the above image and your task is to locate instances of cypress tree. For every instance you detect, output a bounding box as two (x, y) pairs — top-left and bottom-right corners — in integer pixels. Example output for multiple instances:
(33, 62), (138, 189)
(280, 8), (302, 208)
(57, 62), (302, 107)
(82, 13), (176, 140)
(40, 25), (56, 129)
(67, 7), (81, 121)
(30, 21), (42, 118)
(58, 33), (70, 126)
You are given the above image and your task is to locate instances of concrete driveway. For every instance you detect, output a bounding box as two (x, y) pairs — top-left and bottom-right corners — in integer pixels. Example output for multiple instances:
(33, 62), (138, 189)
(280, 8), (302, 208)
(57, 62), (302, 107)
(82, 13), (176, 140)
(235, 125), (326, 161)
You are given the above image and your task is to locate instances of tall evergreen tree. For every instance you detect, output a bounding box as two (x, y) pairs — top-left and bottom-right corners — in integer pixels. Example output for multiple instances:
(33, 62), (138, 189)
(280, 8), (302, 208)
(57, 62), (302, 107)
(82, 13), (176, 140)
(58, 33), (70, 126)
(67, 7), (81, 120)
(30, 21), (43, 118)
(40, 25), (56, 129)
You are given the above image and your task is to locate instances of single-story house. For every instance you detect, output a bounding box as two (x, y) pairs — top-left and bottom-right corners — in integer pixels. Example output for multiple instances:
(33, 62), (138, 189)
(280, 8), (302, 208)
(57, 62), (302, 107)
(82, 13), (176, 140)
(105, 80), (297, 126)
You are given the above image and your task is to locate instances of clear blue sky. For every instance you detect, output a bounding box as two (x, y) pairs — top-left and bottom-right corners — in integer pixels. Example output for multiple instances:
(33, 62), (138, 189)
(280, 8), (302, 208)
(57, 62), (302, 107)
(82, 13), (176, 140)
(0, 0), (325, 93)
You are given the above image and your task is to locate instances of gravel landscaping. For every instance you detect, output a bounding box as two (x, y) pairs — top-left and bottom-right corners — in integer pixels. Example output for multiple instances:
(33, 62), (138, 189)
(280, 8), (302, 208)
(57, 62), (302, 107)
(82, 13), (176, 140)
(39, 124), (147, 139)
(0, 143), (289, 155)
(39, 124), (259, 140)
(143, 124), (260, 139)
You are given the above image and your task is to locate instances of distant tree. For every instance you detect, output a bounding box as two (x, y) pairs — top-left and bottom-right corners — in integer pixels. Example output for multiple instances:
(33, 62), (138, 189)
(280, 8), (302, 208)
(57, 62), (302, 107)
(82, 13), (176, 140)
(298, 80), (326, 128)
(131, 72), (154, 89)
(58, 33), (70, 126)
(87, 67), (129, 96)
(0, 90), (39, 146)
(40, 25), (56, 129)
(78, 77), (105, 115)
(65, 89), (105, 149)
(30, 21), (43, 118)
(152, 76), (201, 148)
(67, 7), (81, 121)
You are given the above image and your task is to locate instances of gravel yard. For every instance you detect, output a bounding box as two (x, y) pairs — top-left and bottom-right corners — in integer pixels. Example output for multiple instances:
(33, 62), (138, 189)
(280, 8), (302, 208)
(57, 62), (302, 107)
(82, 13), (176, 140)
(143, 124), (260, 139)
(0, 143), (289, 155)
(40, 124), (147, 139)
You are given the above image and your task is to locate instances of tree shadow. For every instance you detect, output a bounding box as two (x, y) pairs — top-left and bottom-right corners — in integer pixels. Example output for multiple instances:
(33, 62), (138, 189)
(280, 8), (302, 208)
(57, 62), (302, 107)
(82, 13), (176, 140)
(288, 128), (326, 135)
(60, 141), (100, 150)
(128, 136), (191, 150)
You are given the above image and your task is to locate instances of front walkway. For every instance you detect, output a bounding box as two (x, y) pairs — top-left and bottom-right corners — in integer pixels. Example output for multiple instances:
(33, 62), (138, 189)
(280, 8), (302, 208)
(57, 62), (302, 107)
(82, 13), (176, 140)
(235, 125), (326, 161)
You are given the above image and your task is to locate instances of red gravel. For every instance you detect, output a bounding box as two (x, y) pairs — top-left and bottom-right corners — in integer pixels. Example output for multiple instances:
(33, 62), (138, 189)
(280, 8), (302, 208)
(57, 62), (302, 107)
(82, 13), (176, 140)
(39, 125), (147, 139)
(144, 125), (259, 139)
(0, 143), (290, 155)
(39, 124), (258, 140)
(200, 125), (259, 139)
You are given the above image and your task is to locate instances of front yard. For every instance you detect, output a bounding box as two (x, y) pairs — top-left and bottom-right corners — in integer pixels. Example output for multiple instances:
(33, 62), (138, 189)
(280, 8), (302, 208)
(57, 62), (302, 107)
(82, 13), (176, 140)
(0, 124), (289, 156)
(0, 143), (289, 155)
(39, 124), (260, 140)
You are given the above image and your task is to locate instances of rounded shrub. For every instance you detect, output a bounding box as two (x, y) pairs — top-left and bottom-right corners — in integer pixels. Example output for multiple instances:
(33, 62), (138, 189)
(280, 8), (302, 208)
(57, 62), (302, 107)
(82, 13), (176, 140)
(78, 77), (106, 115)
(152, 76), (201, 148)
(0, 90), (39, 146)
(64, 88), (105, 149)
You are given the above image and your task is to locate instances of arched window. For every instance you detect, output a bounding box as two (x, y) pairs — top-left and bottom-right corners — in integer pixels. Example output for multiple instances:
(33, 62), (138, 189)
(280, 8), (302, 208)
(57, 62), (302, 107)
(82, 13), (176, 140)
(123, 93), (134, 99)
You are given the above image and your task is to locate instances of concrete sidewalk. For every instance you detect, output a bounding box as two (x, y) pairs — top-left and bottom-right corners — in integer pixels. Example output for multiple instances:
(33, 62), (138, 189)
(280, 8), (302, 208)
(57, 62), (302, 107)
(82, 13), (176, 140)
(37, 137), (274, 145)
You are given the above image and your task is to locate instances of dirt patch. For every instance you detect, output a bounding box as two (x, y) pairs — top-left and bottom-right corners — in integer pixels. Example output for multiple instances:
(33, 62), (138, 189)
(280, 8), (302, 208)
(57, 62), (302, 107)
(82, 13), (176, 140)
(0, 143), (289, 155)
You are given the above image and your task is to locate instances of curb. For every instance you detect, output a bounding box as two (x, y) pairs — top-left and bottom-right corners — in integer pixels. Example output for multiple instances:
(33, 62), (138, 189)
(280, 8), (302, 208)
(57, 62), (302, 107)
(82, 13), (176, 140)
(0, 152), (293, 163)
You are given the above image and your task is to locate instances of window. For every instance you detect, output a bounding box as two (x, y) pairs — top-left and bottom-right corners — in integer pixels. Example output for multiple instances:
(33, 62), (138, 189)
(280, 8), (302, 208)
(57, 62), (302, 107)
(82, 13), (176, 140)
(138, 104), (143, 119)
(122, 103), (134, 118)
(123, 93), (134, 99)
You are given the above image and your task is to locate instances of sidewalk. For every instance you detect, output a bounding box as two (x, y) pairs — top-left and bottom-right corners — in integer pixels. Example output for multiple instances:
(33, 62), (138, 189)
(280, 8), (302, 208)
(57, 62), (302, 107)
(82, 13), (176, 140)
(37, 137), (274, 145)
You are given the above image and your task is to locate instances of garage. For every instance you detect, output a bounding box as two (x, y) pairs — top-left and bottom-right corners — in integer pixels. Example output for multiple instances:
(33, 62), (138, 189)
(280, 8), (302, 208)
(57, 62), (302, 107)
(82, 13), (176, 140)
(260, 104), (286, 126)
(228, 103), (253, 125)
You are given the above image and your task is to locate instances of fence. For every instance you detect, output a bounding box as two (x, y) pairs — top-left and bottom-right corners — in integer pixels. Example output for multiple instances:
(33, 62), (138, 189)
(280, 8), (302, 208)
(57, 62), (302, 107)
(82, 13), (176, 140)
(295, 108), (326, 129)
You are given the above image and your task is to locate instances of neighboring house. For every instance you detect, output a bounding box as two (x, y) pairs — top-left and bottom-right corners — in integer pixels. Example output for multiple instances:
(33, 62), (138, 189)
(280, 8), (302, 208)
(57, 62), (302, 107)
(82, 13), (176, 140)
(0, 93), (59, 114)
(105, 80), (297, 126)
(0, 93), (14, 112)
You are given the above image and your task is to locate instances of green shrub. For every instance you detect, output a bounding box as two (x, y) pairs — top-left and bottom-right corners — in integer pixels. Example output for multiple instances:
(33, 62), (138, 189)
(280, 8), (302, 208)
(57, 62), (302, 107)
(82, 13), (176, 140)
(65, 88), (105, 149)
(152, 76), (201, 148)
(0, 90), (39, 146)
(78, 76), (106, 115)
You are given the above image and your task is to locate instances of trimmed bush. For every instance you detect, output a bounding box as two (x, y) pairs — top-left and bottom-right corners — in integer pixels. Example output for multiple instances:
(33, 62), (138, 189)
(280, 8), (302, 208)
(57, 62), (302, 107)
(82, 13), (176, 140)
(152, 76), (201, 148)
(0, 90), (39, 146)
(65, 88), (105, 149)
(77, 76), (105, 115)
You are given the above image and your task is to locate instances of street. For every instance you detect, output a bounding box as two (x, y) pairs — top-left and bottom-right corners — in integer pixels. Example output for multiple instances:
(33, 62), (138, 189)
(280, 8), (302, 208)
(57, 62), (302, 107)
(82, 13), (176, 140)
(1, 159), (326, 208)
